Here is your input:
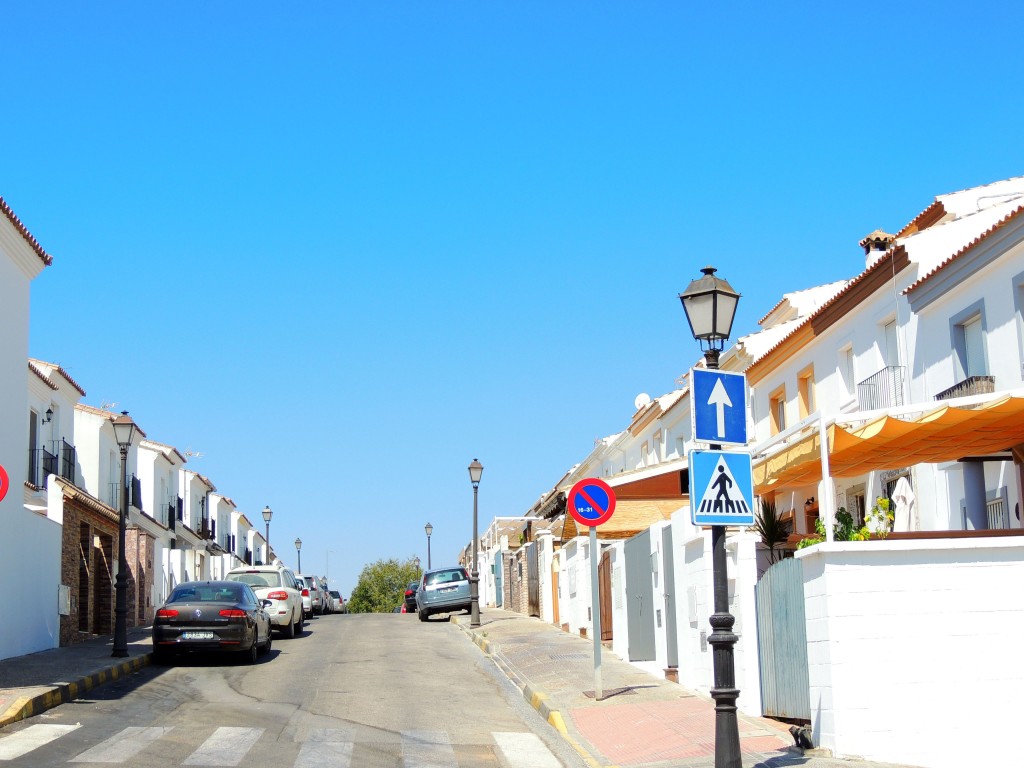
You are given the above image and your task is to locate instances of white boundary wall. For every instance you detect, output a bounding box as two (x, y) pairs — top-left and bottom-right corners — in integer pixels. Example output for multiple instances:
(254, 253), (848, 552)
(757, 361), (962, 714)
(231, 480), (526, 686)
(797, 537), (1024, 768)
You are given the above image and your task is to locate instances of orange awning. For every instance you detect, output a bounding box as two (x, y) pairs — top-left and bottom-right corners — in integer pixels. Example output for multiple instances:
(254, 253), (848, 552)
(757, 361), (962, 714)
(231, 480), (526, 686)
(754, 395), (1024, 492)
(560, 498), (686, 541)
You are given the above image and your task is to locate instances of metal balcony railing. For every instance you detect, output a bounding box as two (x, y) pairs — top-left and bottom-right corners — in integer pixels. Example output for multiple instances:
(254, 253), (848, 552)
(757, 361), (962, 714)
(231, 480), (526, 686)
(58, 439), (76, 482)
(857, 366), (906, 410)
(935, 375), (995, 401)
(27, 447), (58, 487)
(987, 498), (1009, 530)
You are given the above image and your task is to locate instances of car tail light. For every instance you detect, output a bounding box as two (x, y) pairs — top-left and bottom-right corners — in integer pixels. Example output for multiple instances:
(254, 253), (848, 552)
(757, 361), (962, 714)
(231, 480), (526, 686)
(267, 591), (289, 601)
(405, 589), (413, 597)
(156, 608), (178, 618)
(219, 609), (247, 618)
(301, 588), (310, 596)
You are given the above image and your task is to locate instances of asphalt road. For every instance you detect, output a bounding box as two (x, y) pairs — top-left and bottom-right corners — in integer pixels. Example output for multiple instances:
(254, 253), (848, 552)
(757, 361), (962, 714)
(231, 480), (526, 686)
(0, 612), (586, 767)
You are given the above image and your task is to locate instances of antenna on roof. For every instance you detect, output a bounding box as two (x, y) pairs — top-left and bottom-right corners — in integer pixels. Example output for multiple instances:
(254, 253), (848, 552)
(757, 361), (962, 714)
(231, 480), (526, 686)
(99, 400), (118, 411)
(184, 448), (205, 460)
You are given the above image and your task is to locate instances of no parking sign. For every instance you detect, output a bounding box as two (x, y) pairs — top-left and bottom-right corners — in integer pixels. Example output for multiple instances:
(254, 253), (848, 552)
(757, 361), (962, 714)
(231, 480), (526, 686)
(567, 477), (616, 528)
(0, 463), (9, 503)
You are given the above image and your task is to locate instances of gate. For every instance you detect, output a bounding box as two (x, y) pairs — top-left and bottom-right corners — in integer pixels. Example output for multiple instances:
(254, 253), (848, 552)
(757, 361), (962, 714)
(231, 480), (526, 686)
(661, 527), (678, 669)
(598, 549), (613, 641)
(624, 530), (656, 661)
(755, 557), (810, 720)
(526, 542), (540, 617)
(494, 551), (504, 607)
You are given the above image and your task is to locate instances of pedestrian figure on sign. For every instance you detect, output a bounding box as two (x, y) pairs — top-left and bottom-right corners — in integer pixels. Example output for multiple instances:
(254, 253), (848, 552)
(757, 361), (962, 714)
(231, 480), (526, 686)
(712, 464), (735, 514)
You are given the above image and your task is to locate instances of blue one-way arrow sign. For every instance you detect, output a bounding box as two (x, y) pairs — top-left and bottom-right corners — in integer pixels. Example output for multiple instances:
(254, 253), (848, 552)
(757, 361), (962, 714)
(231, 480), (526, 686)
(691, 368), (747, 446)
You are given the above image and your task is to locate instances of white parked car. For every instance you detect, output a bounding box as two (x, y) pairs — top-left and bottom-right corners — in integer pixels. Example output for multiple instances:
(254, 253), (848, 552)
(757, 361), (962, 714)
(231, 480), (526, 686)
(296, 574), (323, 618)
(225, 564), (304, 638)
(328, 590), (343, 613)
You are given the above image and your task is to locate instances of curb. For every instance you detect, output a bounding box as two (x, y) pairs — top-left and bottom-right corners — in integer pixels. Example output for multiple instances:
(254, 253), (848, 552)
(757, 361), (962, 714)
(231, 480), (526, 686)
(457, 622), (605, 768)
(0, 653), (152, 728)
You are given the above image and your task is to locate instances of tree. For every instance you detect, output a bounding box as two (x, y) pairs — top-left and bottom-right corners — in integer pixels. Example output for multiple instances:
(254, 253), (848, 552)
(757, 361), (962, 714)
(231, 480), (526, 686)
(347, 557), (422, 613)
(754, 498), (791, 565)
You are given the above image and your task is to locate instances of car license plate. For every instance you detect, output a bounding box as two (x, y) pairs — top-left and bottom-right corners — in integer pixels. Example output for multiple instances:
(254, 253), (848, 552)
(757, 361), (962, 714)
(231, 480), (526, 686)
(182, 631), (215, 640)
(440, 586), (457, 593)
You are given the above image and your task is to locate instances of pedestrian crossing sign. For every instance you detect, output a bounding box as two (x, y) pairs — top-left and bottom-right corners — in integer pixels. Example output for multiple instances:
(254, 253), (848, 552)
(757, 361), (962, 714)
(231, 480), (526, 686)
(689, 449), (754, 527)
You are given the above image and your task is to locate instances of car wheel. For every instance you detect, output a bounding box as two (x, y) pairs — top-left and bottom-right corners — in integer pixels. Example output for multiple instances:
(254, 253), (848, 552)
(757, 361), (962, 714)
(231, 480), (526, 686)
(283, 613), (296, 638)
(418, 609), (428, 622)
(262, 629), (272, 655)
(295, 613), (304, 635)
(243, 637), (259, 664)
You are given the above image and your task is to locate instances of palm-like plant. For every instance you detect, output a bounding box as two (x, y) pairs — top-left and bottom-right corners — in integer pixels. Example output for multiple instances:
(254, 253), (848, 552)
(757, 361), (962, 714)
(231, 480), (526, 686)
(754, 498), (791, 565)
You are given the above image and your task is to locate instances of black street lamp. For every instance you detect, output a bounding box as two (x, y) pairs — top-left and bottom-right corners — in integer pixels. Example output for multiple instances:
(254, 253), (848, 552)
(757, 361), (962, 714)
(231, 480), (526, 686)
(424, 522), (433, 570)
(467, 459), (483, 628)
(295, 537), (302, 573)
(262, 505), (273, 564)
(110, 411), (137, 658)
(679, 265), (742, 768)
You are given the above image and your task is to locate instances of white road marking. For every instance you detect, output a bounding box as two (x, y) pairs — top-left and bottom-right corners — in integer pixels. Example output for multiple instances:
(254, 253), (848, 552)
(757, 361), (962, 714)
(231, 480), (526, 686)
(0, 723), (80, 760)
(70, 726), (173, 763)
(295, 729), (353, 767)
(401, 730), (457, 768)
(183, 727), (263, 766)
(493, 731), (562, 768)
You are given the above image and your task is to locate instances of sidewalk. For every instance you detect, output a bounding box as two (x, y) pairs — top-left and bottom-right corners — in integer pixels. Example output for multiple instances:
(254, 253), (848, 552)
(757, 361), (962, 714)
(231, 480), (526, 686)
(453, 609), (911, 768)
(0, 627), (153, 728)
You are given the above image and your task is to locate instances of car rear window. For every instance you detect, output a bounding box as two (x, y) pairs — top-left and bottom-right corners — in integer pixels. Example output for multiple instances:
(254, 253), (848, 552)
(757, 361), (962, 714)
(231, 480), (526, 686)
(227, 572), (281, 588)
(425, 569), (468, 586)
(168, 584), (244, 603)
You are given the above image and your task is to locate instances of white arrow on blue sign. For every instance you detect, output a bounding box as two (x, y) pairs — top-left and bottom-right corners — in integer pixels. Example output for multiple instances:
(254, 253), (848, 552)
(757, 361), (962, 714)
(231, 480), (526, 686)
(689, 449), (755, 527)
(690, 368), (747, 446)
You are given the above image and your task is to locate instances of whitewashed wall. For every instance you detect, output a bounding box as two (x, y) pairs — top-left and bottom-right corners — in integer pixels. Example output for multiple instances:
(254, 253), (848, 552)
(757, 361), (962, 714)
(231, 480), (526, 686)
(797, 538), (1024, 768)
(671, 507), (761, 716)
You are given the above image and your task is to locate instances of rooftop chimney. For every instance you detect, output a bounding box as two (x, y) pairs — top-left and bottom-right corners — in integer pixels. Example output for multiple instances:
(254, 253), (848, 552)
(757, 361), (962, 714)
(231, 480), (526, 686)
(859, 229), (895, 268)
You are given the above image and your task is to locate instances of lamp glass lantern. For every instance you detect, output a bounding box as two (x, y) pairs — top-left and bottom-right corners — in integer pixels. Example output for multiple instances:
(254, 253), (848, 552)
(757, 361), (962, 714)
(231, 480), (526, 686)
(111, 411), (137, 449)
(262, 505), (273, 524)
(678, 266), (740, 351)
(468, 459), (483, 486)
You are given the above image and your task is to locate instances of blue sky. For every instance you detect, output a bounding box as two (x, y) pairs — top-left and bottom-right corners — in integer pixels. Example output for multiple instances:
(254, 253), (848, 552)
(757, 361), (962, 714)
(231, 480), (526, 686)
(6, 2), (1023, 596)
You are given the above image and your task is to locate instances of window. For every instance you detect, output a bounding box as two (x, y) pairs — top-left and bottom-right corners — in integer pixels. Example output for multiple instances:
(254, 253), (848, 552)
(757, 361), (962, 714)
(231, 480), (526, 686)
(769, 387), (787, 435)
(797, 366), (815, 419)
(883, 319), (900, 367)
(839, 345), (855, 399)
(951, 304), (988, 381)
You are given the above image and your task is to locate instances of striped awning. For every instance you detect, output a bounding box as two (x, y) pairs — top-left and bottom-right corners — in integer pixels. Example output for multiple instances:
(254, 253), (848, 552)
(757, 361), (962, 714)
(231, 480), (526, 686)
(754, 395), (1024, 491)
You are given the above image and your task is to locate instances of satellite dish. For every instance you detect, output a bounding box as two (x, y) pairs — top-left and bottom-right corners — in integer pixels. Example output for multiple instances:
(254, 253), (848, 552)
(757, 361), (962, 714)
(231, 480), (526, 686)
(634, 393), (652, 410)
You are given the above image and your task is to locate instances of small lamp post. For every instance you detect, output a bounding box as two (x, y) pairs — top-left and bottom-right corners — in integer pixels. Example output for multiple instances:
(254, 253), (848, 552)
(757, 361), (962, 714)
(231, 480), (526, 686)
(424, 522), (433, 570)
(467, 459), (483, 628)
(110, 411), (137, 658)
(679, 265), (742, 768)
(262, 505), (273, 564)
(295, 537), (302, 573)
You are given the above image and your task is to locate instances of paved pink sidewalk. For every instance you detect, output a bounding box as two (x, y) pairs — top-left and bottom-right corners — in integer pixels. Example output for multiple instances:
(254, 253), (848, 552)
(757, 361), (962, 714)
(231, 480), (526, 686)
(571, 697), (791, 766)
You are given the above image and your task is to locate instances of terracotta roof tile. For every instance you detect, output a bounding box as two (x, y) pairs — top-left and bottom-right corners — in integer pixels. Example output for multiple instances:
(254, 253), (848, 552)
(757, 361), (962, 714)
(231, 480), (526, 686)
(904, 204), (1024, 295)
(0, 195), (53, 266)
(28, 358), (87, 397)
(28, 361), (59, 391)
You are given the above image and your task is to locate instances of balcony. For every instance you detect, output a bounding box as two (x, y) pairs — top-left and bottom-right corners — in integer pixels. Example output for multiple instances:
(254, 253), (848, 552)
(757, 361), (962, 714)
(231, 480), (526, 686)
(27, 447), (57, 488)
(935, 375), (995, 401)
(857, 366), (906, 410)
(58, 439), (76, 482)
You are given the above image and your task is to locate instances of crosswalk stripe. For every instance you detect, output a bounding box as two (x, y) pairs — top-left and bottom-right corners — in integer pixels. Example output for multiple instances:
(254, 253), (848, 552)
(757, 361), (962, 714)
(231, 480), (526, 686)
(70, 726), (173, 763)
(183, 726), (263, 767)
(401, 730), (457, 768)
(0, 723), (80, 760)
(295, 739), (353, 767)
(492, 732), (562, 768)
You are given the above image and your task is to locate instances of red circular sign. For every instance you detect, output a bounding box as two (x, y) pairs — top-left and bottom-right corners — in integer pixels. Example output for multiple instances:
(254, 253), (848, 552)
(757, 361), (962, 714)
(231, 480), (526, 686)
(567, 478), (616, 528)
(0, 463), (9, 503)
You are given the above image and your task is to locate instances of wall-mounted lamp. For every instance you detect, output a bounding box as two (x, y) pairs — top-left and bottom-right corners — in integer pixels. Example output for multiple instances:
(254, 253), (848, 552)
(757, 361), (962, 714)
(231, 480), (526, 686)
(804, 497), (815, 509)
(43, 407), (53, 424)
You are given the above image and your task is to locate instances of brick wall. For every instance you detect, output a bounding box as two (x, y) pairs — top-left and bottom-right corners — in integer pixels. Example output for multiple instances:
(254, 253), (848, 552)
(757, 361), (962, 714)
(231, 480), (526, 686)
(58, 497), (119, 646)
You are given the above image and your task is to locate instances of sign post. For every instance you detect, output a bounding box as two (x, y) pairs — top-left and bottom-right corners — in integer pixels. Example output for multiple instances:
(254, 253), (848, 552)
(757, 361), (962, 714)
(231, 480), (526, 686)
(567, 477), (616, 701)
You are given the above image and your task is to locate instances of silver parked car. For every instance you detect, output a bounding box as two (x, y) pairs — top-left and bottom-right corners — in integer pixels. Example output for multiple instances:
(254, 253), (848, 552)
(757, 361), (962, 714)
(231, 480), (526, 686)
(415, 566), (472, 621)
(225, 564), (304, 638)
